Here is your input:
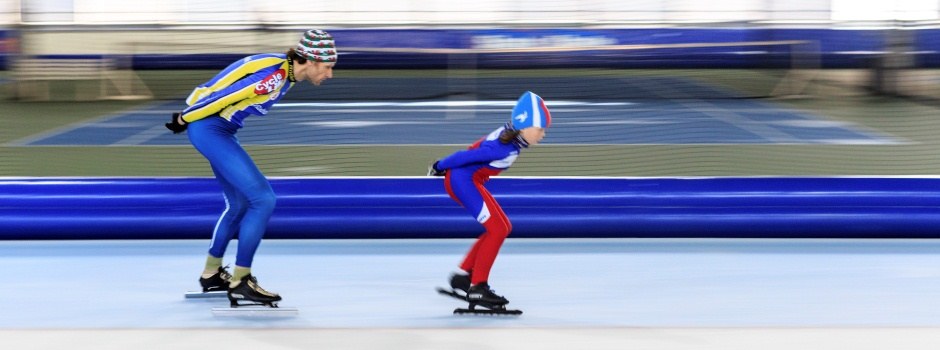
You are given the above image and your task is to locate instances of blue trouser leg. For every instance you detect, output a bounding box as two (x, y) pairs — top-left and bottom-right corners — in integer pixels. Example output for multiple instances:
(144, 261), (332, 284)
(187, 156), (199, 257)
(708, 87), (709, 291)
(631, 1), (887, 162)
(205, 163), (247, 259)
(188, 117), (277, 268)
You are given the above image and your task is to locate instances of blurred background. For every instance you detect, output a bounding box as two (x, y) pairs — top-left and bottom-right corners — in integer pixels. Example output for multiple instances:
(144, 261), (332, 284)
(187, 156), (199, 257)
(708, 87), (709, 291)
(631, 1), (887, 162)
(0, 0), (938, 177)
(4, 4), (940, 348)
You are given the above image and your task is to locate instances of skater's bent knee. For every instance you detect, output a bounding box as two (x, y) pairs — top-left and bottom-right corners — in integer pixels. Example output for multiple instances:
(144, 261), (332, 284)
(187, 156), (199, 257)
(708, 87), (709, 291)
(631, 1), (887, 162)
(488, 224), (511, 238)
(248, 189), (277, 211)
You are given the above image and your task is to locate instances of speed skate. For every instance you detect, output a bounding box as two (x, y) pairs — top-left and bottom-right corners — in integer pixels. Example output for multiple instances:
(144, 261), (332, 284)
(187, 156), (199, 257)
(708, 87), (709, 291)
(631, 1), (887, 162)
(190, 289), (298, 316)
(211, 290), (298, 317)
(436, 286), (522, 316)
(210, 274), (297, 317)
(211, 303), (299, 317)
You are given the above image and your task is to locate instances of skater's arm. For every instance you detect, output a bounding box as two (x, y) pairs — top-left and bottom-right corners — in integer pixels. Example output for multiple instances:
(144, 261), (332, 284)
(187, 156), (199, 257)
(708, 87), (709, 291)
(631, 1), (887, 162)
(436, 145), (509, 170)
(179, 71), (270, 123)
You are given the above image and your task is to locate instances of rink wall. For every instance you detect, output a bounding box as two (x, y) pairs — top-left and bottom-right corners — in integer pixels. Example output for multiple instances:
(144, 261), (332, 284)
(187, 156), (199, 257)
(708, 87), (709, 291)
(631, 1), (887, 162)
(2, 177), (940, 240)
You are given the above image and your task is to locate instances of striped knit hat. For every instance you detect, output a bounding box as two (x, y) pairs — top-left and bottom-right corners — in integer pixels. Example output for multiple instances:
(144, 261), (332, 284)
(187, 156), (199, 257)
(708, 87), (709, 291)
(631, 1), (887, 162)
(296, 29), (337, 63)
(510, 91), (552, 130)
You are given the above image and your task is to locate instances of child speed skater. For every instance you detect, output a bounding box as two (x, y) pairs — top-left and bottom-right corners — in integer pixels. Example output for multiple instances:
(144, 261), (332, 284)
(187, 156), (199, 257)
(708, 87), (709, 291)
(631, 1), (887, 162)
(429, 91), (551, 314)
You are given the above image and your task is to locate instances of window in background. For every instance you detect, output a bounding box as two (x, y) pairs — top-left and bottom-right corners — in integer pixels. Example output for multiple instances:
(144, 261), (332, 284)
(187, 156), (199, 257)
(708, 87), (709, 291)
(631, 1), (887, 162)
(832, 0), (939, 21)
(21, 0), (73, 23)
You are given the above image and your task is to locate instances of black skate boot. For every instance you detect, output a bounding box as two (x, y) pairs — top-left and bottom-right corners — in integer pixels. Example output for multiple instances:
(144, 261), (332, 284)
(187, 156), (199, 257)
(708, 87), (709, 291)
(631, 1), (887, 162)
(450, 272), (471, 294)
(467, 282), (509, 305)
(199, 266), (232, 293)
(436, 271), (471, 301)
(457, 282), (521, 316)
(227, 274), (282, 308)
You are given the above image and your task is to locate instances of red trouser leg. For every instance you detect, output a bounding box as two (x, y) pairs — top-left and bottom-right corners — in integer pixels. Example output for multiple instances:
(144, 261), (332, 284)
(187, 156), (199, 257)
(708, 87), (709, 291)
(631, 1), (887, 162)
(459, 235), (485, 273)
(462, 183), (512, 285)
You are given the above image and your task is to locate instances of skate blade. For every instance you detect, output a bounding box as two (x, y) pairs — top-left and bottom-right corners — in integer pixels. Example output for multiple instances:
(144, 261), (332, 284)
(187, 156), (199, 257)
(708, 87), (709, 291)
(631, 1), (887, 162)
(211, 306), (299, 317)
(454, 308), (522, 316)
(436, 287), (467, 301)
(184, 291), (227, 299)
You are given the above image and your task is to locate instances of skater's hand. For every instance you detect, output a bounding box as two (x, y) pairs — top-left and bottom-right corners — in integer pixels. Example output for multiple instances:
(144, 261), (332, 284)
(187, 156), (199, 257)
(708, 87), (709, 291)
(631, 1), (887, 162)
(165, 112), (188, 134)
(427, 161), (446, 176)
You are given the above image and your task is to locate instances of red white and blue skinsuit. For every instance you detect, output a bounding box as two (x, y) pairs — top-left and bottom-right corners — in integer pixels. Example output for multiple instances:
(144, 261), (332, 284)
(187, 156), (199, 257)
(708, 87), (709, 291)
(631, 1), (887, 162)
(436, 125), (529, 285)
(434, 90), (551, 285)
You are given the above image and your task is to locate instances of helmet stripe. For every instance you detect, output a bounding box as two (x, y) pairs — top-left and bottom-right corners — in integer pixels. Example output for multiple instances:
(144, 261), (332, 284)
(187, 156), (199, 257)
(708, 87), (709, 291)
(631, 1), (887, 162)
(539, 99), (551, 127)
(529, 92), (542, 128)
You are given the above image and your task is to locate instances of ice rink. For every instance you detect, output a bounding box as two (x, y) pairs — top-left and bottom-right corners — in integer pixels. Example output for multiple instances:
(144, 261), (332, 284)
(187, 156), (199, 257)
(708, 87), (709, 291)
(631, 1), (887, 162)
(5, 238), (940, 349)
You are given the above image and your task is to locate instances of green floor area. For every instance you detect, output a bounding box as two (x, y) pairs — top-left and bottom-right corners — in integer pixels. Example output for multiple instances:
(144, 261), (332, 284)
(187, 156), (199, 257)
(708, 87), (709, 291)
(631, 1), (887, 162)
(2, 69), (939, 177)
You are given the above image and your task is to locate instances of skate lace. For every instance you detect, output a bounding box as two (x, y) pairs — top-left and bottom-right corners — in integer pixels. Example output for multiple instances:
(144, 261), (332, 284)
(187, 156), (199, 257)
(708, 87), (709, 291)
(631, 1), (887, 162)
(247, 276), (276, 296)
(218, 266), (232, 281)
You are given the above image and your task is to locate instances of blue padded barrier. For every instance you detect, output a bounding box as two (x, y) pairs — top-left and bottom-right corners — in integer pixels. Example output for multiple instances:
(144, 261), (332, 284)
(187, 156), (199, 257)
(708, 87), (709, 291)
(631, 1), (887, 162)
(2, 177), (940, 240)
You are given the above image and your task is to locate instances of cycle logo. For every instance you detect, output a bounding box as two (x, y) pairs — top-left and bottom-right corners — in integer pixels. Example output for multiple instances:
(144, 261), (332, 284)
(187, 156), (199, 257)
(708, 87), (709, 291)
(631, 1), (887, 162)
(254, 69), (286, 95)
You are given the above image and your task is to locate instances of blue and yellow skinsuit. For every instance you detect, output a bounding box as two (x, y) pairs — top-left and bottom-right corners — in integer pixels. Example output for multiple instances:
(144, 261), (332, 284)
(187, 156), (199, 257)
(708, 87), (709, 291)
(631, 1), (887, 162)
(182, 53), (295, 127)
(182, 53), (295, 268)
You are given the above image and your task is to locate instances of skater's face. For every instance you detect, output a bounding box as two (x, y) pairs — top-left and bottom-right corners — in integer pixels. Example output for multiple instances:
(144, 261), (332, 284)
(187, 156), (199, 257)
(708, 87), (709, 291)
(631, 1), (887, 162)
(295, 61), (335, 86)
(520, 127), (546, 145)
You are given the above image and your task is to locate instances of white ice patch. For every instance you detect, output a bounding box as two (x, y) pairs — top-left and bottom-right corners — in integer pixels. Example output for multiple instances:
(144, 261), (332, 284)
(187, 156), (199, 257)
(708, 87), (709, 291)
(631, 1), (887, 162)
(770, 120), (850, 128)
(211, 306), (299, 317)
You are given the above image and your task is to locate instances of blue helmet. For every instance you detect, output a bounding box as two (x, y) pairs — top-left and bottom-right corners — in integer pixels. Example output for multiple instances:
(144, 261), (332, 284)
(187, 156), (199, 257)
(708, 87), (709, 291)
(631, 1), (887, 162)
(510, 91), (552, 130)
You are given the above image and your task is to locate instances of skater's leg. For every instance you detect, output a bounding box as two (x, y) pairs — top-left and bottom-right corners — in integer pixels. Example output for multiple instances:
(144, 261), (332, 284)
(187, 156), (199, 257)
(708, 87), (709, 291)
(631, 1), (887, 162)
(231, 178), (276, 269)
(464, 189), (513, 307)
(194, 127), (275, 269)
(218, 156), (275, 285)
(447, 175), (512, 285)
(204, 255), (223, 275)
(188, 117), (275, 281)
(189, 119), (250, 263)
(443, 171), (465, 208)
(469, 184), (512, 285)
(188, 119), (246, 291)
(445, 173), (482, 274)
(196, 167), (249, 291)
(204, 164), (248, 271)
(220, 169), (275, 285)
(441, 172), (518, 313)
(459, 234), (486, 273)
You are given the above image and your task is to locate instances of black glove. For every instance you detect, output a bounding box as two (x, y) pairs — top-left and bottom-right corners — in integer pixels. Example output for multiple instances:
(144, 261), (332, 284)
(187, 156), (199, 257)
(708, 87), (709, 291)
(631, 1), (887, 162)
(165, 112), (188, 134)
(427, 161), (446, 176)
